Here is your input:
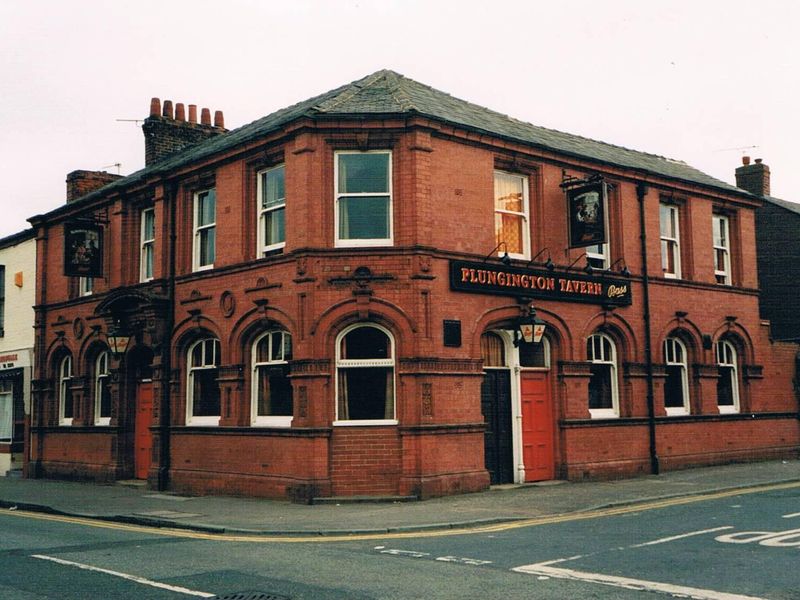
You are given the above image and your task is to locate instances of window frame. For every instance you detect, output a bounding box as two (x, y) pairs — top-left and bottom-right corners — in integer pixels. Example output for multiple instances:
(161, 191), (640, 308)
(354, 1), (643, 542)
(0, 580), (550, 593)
(493, 170), (531, 260)
(660, 202), (681, 279)
(193, 188), (216, 272)
(94, 350), (111, 426)
(251, 329), (293, 427)
(58, 355), (73, 426)
(663, 337), (690, 415)
(715, 339), (740, 414)
(713, 214), (731, 285)
(186, 338), (221, 426)
(587, 332), (619, 419)
(334, 323), (397, 426)
(140, 207), (155, 282)
(334, 150), (393, 248)
(79, 276), (93, 296)
(257, 164), (286, 256)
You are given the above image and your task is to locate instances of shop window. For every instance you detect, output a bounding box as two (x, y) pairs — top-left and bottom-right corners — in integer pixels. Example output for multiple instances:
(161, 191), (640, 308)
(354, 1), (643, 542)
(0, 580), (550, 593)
(257, 164), (286, 255)
(494, 171), (530, 259)
(587, 333), (619, 418)
(186, 338), (221, 425)
(660, 203), (681, 279)
(715, 339), (740, 413)
(58, 355), (73, 426)
(713, 214), (731, 285)
(0, 380), (11, 440)
(335, 324), (396, 424)
(335, 151), (392, 247)
(94, 351), (111, 426)
(663, 337), (689, 415)
(480, 332), (507, 367)
(140, 207), (155, 282)
(251, 330), (293, 426)
(193, 188), (216, 271)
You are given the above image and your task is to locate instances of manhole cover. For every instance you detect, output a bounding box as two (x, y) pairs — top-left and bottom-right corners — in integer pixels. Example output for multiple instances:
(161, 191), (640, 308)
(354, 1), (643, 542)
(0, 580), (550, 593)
(210, 593), (289, 600)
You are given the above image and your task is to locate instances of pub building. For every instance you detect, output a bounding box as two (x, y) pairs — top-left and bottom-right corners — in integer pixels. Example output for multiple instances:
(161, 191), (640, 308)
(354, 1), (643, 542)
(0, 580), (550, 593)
(26, 71), (799, 500)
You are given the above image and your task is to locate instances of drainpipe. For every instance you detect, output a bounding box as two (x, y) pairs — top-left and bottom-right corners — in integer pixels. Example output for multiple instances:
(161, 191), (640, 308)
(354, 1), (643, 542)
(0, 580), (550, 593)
(157, 182), (177, 491)
(637, 182), (659, 475)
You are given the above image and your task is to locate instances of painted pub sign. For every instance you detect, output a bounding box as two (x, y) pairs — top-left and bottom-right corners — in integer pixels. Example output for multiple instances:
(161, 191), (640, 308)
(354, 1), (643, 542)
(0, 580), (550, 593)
(449, 260), (632, 306)
(567, 181), (607, 248)
(63, 222), (104, 278)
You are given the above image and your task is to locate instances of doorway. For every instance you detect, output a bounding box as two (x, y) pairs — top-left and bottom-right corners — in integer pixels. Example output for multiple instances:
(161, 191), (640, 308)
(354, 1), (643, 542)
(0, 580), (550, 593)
(481, 330), (554, 484)
(134, 381), (153, 480)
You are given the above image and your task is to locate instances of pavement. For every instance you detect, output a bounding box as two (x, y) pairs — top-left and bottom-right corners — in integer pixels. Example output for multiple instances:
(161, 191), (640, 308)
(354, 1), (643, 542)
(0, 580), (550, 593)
(0, 459), (798, 536)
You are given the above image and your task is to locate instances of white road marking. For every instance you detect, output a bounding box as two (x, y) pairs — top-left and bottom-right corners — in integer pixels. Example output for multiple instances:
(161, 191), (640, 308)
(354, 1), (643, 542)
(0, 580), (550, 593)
(378, 548), (430, 558)
(31, 555), (214, 597)
(435, 555), (493, 566)
(513, 562), (766, 600)
(782, 512), (800, 519)
(631, 526), (734, 548)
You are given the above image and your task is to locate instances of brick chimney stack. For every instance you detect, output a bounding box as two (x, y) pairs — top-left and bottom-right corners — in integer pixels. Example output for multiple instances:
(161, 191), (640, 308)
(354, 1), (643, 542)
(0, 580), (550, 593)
(66, 170), (124, 203)
(735, 156), (770, 197)
(142, 97), (227, 166)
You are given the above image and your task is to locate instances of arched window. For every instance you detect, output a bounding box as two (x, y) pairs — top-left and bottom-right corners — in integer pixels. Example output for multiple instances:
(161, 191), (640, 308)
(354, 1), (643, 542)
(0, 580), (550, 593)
(663, 337), (689, 415)
(251, 330), (293, 426)
(520, 337), (550, 369)
(94, 351), (111, 426)
(587, 333), (619, 418)
(715, 339), (740, 413)
(480, 332), (507, 368)
(335, 324), (395, 424)
(186, 338), (221, 425)
(58, 355), (73, 426)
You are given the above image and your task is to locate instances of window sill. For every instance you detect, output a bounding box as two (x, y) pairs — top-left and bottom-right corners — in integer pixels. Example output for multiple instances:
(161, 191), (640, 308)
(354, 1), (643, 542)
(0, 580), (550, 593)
(665, 407), (689, 416)
(588, 409), (618, 419)
(718, 405), (739, 414)
(187, 417), (220, 426)
(59, 419), (73, 427)
(94, 418), (111, 426)
(333, 419), (398, 427)
(251, 417), (293, 428)
(335, 239), (393, 249)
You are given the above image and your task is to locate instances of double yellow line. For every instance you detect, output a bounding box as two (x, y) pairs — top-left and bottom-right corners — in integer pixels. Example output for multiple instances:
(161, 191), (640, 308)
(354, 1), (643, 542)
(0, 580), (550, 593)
(4, 481), (799, 544)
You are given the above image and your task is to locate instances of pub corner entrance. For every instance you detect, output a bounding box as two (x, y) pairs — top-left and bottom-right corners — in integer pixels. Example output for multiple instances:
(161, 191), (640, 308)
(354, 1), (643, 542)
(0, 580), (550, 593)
(480, 330), (555, 485)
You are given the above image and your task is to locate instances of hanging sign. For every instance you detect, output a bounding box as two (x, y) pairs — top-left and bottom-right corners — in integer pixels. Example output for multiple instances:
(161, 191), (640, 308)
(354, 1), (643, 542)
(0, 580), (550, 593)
(64, 222), (104, 277)
(567, 181), (607, 248)
(449, 260), (632, 306)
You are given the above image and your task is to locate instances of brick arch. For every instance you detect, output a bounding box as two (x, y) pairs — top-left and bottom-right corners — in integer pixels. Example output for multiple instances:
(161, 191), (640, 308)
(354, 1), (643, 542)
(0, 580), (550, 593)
(580, 311), (637, 363)
(45, 339), (76, 378)
(228, 307), (296, 364)
(711, 321), (755, 364)
(171, 316), (223, 366)
(80, 338), (109, 377)
(657, 318), (703, 363)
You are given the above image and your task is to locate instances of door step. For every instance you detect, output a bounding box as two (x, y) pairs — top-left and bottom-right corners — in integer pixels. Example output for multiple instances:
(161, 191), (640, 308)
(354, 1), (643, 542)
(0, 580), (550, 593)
(116, 479), (147, 488)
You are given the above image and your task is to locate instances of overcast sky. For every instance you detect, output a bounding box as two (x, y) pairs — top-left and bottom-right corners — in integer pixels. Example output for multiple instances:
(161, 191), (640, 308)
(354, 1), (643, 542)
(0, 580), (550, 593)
(1, 0), (798, 238)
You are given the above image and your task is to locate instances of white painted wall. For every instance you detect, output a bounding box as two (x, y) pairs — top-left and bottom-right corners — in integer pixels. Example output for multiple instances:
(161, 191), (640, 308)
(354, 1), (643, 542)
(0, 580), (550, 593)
(0, 235), (36, 351)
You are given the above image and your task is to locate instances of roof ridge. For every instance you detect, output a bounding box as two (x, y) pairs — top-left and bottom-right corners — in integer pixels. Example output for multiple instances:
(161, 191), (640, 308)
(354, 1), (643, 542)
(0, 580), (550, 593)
(312, 70), (392, 113)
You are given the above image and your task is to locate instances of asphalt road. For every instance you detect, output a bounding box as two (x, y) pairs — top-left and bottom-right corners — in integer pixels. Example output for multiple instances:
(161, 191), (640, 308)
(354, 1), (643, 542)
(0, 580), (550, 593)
(0, 484), (798, 599)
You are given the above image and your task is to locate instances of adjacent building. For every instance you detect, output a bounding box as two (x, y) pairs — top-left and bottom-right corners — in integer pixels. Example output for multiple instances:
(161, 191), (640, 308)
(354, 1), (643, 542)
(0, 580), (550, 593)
(0, 229), (36, 476)
(26, 71), (799, 500)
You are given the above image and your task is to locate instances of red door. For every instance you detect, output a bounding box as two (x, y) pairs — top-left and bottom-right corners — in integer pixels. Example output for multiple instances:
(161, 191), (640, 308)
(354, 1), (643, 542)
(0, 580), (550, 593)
(134, 382), (153, 480)
(520, 372), (554, 482)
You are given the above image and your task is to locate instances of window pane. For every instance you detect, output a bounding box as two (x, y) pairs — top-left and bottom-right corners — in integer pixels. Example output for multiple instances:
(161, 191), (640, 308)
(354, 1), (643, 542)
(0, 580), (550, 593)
(143, 209), (155, 239)
(262, 166), (285, 209)
(664, 365), (685, 408)
(256, 336), (271, 363)
(339, 196), (389, 239)
(495, 213), (523, 254)
(143, 243), (154, 279)
(63, 386), (74, 419)
(481, 332), (506, 367)
(199, 227), (216, 265)
(494, 173), (524, 212)
(339, 367), (393, 420)
(198, 190), (216, 226)
(192, 368), (220, 416)
(338, 153), (389, 193)
(342, 327), (390, 360)
(191, 343), (203, 367)
(588, 364), (613, 409)
(263, 208), (285, 246)
(519, 341), (547, 368)
(99, 377), (112, 418)
(256, 365), (293, 417)
(717, 366), (735, 406)
(662, 240), (676, 273)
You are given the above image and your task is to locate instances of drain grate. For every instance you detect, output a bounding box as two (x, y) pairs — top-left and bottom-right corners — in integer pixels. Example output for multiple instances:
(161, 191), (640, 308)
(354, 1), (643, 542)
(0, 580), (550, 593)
(210, 593), (290, 600)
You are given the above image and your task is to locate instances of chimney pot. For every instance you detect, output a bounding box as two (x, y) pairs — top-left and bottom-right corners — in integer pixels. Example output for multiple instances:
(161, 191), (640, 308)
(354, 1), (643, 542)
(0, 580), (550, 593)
(201, 108), (211, 126)
(162, 100), (174, 119)
(150, 97), (161, 117)
(188, 104), (198, 124)
(742, 155), (750, 165)
(175, 103), (186, 121)
(214, 110), (224, 129)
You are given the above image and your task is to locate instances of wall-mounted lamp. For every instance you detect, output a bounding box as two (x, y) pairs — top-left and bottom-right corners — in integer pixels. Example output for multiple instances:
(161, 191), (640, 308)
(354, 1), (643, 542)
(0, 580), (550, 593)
(608, 258), (631, 277)
(526, 247), (555, 271)
(513, 304), (546, 347)
(107, 328), (131, 359)
(566, 252), (593, 275)
(484, 241), (512, 266)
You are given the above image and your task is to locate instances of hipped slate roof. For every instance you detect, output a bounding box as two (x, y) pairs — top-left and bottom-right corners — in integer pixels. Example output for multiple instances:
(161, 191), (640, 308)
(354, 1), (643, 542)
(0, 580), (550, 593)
(47, 69), (751, 214)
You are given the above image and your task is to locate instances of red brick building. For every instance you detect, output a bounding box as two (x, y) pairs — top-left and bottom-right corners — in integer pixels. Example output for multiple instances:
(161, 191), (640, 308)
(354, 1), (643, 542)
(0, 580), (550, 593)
(26, 70), (799, 501)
